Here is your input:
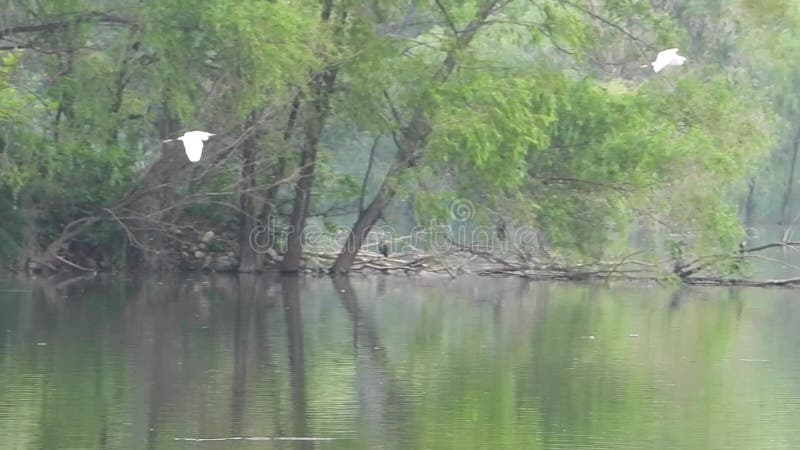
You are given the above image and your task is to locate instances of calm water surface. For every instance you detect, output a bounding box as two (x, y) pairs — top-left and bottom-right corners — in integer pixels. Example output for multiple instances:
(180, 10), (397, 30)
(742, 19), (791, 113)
(1, 275), (800, 449)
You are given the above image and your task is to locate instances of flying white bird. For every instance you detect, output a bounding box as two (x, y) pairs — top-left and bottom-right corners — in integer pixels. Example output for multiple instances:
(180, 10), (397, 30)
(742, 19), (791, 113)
(648, 48), (686, 73)
(163, 130), (215, 162)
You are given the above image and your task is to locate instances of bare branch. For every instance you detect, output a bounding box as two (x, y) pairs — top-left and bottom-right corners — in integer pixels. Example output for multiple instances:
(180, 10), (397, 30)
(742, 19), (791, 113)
(434, 0), (459, 36)
(556, 0), (653, 51)
(0, 11), (131, 40)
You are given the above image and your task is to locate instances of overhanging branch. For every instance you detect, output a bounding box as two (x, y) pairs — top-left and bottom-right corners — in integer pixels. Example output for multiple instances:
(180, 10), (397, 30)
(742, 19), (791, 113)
(0, 11), (132, 40)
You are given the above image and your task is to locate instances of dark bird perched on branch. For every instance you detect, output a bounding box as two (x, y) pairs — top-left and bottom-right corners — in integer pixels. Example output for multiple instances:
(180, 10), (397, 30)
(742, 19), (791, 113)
(494, 219), (506, 241)
(379, 237), (389, 257)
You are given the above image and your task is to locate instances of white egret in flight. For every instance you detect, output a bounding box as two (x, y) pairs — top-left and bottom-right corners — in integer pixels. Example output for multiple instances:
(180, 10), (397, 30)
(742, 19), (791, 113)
(163, 130), (215, 162)
(647, 48), (686, 73)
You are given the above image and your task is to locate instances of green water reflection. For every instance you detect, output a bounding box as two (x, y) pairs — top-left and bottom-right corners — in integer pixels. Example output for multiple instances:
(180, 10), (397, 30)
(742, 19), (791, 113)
(1, 275), (799, 449)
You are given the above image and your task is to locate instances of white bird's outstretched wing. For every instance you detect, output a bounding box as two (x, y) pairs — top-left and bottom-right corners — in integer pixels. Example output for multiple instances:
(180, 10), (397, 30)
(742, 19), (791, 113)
(165, 130), (215, 162)
(652, 48), (683, 73)
(657, 48), (680, 59)
(181, 136), (205, 162)
(183, 130), (215, 141)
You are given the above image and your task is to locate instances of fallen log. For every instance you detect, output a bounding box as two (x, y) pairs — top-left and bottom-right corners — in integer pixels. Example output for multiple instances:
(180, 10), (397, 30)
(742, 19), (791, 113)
(294, 239), (800, 288)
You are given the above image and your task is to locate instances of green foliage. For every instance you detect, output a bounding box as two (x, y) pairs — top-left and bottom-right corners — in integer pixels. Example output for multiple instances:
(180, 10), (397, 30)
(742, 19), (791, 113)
(528, 73), (769, 256)
(0, 51), (44, 195)
(428, 72), (556, 190)
(0, 0), (788, 270)
(202, 0), (320, 117)
(0, 191), (26, 264)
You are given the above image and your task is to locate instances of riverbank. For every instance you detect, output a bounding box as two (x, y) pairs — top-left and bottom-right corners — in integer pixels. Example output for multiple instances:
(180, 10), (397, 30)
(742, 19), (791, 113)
(7, 237), (800, 288)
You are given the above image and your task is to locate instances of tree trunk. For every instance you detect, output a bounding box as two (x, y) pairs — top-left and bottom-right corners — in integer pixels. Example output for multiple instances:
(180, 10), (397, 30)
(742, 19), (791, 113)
(780, 133), (800, 224)
(330, 0), (502, 274)
(281, 121), (322, 272)
(745, 177), (756, 228)
(262, 93), (302, 219)
(30, 215), (102, 272)
(280, 72), (337, 272)
(331, 115), (427, 273)
(280, 2), (340, 272)
(238, 130), (260, 272)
